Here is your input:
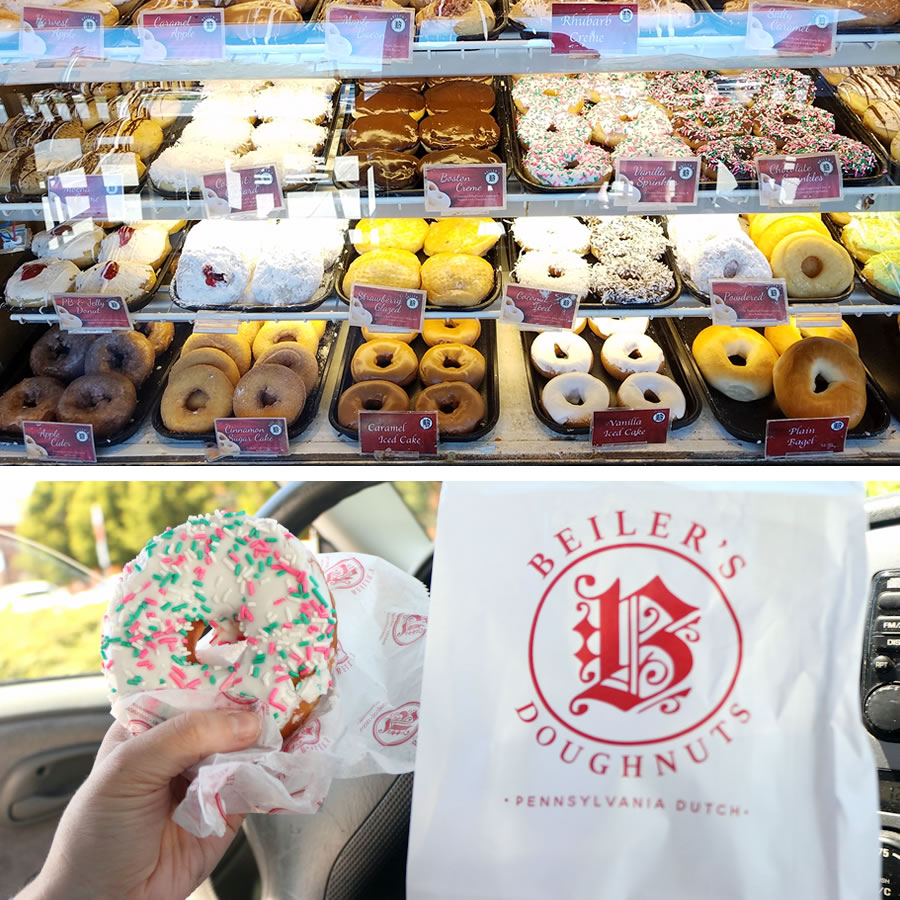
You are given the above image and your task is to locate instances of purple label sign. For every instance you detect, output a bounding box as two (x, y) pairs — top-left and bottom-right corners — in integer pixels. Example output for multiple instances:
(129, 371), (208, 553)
(202, 165), (285, 217)
(137, 9), (224, 61)
(501, 284), (580, 331)
(349, 284), (426, 332)
(46, 174), (122, 220)
(591, 408), (669, 447)
(550, 3), (637, 55)
(214, 418), (289, 457)
(53, 294), (132, 332)
(422, 164), (506, 213)
(765, 416), (848, 457)
(709, 278), (789, 327)
(324, 6), (414, 62)
(756, 152), (842, 205)
(22, 6), (103, 59)
(22, 421), (96, 462)
(746, 3), (836, 55)
(359, 411), (438, 456)
(614, 158), (700, 206)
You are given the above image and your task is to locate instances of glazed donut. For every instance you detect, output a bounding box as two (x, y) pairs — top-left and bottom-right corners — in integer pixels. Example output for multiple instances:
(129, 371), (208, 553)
(135, 322), (175, 357)
(170, 348), (241, 387)
(419, 343), (486, 388)
(351, 339), (418, 387)
(530, 331), (593, 378)
(514, 250), (592, 297)
(85, 331), (155, 388)
(420, 253), (494, 307)
(770, 232), (854, 298)
(0, 377), (65, 431)
(58, 373), (137, 438)
(255, 343), (319, 393)
(362, 328), (417, 344)
(691, 325), (778, 402)
(29, 327), (97, 382)
(101, 510), (338, 740)
(414, 382), (485, 435)
(252, 321), (321, 358)
(182, 333), (252, 375)
(160, 364), (234, 433)
(588, 317), (649, 339)
(337, 380), (410, 429)
(600, 332), (665, 381)
(524, 140), (612, 188)
(233, 364), (306, 424)
(773, 337), (866, 429)
(617, 372), (686, 420)
(422, 318), (481, 347)
(541, 372), (609, 427)
(696, 136), (776, 181)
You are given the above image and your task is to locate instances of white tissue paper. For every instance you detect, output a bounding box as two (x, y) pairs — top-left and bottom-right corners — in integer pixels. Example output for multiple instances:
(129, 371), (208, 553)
(110, 552), (428, 838)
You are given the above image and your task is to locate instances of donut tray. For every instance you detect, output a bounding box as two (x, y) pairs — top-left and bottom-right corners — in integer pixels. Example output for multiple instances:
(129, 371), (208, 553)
(823, 215), (900, 306)
(671, 316), (892, 444)
(521, 319), (702, 437)
(334, 225), (506, 314)
(507, 216), (682, 311)
(847, 315), (900, 422)
(151, 320), (341, 444)
(0, 322), (190, 449)
(328, 320), (500, 444)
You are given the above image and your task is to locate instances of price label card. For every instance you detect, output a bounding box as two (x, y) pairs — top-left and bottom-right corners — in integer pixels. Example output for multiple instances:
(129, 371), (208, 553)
(22, 6), (103, 59)
(765, 416), (849, 457)
(193, 317), (240, 334)
(349, 283), (426, 332)
(613, 158), (700, 207)
(422, 164), (506, 214)
(756, 152), (842, 206)
(324, 6), (414, 62)
(53, 294), (132, 332)
(359, 411), (438, 456)
(793, 310), (843, 329)
(591, 408), (670, 447)
(550, 2), (638, 56)
(202, 164), (285, 218)
(137, 9), (224, 61)
(22, 421), (96, 463)
(214, 418), (289, 458)
(709, 278), (788, 327)
(0, 223), (29, 253)
(501, 284), (580, 331)
(46, 173), (124, 221)
(746, 2), (837, 55)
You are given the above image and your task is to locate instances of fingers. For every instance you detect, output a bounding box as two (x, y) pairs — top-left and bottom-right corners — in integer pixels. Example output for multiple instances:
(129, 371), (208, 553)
(95, 720), (130, 765)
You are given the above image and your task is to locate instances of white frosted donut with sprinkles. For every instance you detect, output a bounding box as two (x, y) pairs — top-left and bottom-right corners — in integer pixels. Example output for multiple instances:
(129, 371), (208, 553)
(101, 510), (337, 739)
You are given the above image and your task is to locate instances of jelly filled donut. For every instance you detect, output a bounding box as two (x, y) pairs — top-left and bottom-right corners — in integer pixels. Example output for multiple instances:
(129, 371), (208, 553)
(0, 376), (65, 431)
(85, 331), (155, 388)
(29, 327), (97, 382)
(232, 364), (306, 424)
(338, 380), (409, 429)
(414, 382), (484, 435)
(58, 373), (137, 438)
(419, 343), (486, 388)
(101, 510), (338, 739)
(351, 339), (418, 386)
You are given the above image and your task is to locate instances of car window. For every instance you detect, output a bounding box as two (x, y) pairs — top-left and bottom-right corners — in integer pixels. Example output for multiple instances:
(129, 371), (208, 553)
(394, 482), (441, 539)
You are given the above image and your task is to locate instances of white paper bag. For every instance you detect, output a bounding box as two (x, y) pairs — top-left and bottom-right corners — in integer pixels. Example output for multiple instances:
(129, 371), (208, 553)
(407, 482), (878, 900)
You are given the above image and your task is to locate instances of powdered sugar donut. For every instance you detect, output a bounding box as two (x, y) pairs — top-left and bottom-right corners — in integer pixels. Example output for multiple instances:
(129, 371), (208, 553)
(600, 331), (665, 380)
(100, 510), (338, 739)
(685, 232), (772, 294)
(541, 372), (609, 426)
(617, 371), (686, 419)
(530, 330), (593, 377)
(175, 220), (255, 306)
(511, 216), (590, 254)
(524, 139), (612, 187)
(588, 316), (649, 339)
(514, 250), (592, 297)
(517, 108), (591, 149)
(251, 246), (324, 307)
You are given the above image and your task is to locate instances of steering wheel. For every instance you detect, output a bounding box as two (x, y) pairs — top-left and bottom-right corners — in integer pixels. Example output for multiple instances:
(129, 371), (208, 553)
(197, 481), (433, 900)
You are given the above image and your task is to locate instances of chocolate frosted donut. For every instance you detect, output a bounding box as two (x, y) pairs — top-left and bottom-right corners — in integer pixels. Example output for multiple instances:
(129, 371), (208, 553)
(425, 81), (496, 115)
(344, 150), (420, 189)
(418, 111), (500, 152)
(85, 331), (155, 388)
(359, 77), (426, 95)
(0, 376), (65, 431)
(346, 113), (419, 152)
(29, 327), (97, 382)
(355, 86), (426, 120)
(58, 373), (137, 438)
(419, 146), (502, 173)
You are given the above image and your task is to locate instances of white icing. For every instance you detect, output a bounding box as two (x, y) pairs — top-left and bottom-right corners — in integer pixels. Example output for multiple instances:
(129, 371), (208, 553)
(74, 260), (155, 302)
(514, 250), (592, 297)
(99, 225), (170, 267)
(252, 244), (324, 307)
(255, 87), (331, 123)
(600, 331), (665, 378)
(252, 120), (327, 153)
(617, 371), (686, 419)
(530, 330), (593, 376)
(541, 371), (609, 425)
(150, 142), (238, 193)
(31, 222), (105, 267)
(512, 216), (591, 254)
(5, 259), (79, 306)
(180, 117), (255, 154)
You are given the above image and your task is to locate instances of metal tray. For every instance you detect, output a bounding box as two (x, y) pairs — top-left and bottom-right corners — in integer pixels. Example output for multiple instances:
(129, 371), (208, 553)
(691, 0), (900, 35)
(824, 215), (900, 306)
(508, 215), (681, 311)
(672, 316), (891, 443)
(151, 320), (340, 443)
(847, 315), (900, 423)
(521, 318), (703, 437)
(0, 322), (190, 449)
(334, 226), (505, 314)
(328, 320), (500, 443)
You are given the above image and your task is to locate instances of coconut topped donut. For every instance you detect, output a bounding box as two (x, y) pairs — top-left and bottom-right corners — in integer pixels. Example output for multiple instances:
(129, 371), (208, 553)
(101, 510), (337, 738)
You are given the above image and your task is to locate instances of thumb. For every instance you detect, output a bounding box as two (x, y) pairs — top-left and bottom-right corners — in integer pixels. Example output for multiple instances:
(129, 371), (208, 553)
(107, 710), (261, 793)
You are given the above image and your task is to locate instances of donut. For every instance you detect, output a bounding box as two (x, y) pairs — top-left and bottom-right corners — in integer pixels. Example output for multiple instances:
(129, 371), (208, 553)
(530, 331), (593, 378)
(342, 249), (421, 296)
(511, 217), (591, 254)
(512, 75), (582, 114)
(29, 327), (97, 381)
(616, 372), (686, 420)
(773, 338), (866, 429)
(425, 81), (496, 115)
(696, 136), (776, 181)
(233, 364), (306, 424)
(420, 253), (494, 307)
(769, 232), (853, 298)
(586, 216), (668, 263)
(255, 343), (319, 393)
(414, 382), (484, 435)
(591, 257), (675, 305)
(101, 510), (338, 740)
(611, 135), (694, 160)
(750, 104), (835, 148)
(673, 106), (753, 148)
(418, 111), (500, 153)
(588, 317), (649, 339)
(135, 322), (175, 357)
(584, 98), (671, 146)
(238, 321), (264, 345)
(514, 250), (592, 297)
(422, 319), (481, 347)
(352, 219), (429, 255)
(85, 331), (155, 388)
(691, 325), (778, 401)
(58, 373), (137, 438)
(517, 108), (591, 150)
(600, 332), (665, 381)
(0, 377), (65, 431)
(647, 71), (723, 111)
(423, 219), (503, 258)
(362, 328), (417, 344)
(685, 233), (772, 295)
(419, 343), (486, 388)
(351, 339), (418, 386)
(182, 333), (252, 376)
(170, 348), (241, 387)
(252, 321), (321, 359)
(540, 372), (609, 427)
(524, 139), (612, 188)
(764, 320), (859, 356)
(160, 364), (234, 433)
(780, 135), (877, 179)
(337, 380), (410, 429)
(863, 250), (900, 297)
(735, 68), (815, 106)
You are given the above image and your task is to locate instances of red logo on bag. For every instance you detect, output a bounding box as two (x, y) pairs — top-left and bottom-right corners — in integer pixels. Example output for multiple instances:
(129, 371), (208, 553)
(392, 613), (428, 646)
(529, 544), (742, 746)
(372, 701), (420, 746)
(296, 718), (321, 747)
(324, 557), (366, 590)
(335, 639), (350, 666)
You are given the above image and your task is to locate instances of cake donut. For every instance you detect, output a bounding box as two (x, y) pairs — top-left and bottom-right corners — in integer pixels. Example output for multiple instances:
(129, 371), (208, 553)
(600, 332), (665, 380)
(136, 322), (175, 357)
(255, 344), (319, 393)
(100, 510), (338, 739)
(414, 382), (484, 435)
(337, 380), (409, 429)
(616, 372), (686, 420)
(170, 348), (242, 388)
(422, 319), (481, 347)
(85, 332), (155, 388)
(541, 372), (609, 427)
(530, 330), (593, 378)
(160, 364), (234, 433)
(0, 377), (65, 431)
(419, 343), (486, 388)
(29, 327), (97, 381)
(233, 364), (306, 424)
(514, 250), (592, 297)
(58, 373), (137, 438)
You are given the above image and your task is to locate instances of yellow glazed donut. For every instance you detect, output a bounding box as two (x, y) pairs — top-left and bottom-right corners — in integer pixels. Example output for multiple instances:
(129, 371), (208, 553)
(423, 218), (503, 257)
(362, 328), (418, 343)
(422, 318), (481, 346)
(253, 321), (321, 358)
(351, 339), (418, 386)
(342, 249), (421, 296)
(692, 325), (778, 402)
(182, 332), (252, 376)
(352, 219), (429, 254)
(420, 253), (494, 307)
(769, 232), (854, 298)
(765, 319), (859, 355)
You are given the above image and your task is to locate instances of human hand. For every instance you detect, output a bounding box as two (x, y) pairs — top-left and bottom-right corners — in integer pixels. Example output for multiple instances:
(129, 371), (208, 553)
(17, 709), (261, 900)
